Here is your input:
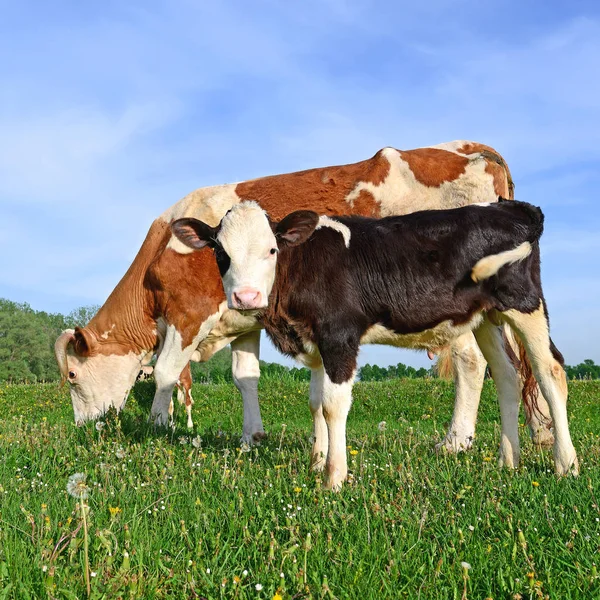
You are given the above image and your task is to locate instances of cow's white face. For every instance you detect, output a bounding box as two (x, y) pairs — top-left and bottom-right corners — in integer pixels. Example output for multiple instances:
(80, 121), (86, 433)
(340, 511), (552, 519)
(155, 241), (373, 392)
(55, 330), (150, 424)
(172, 202), (319, 310)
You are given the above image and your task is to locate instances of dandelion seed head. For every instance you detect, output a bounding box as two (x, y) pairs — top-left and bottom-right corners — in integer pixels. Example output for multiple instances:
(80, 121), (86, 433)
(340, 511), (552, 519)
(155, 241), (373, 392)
(192, 436), (202, 448)
(66, 473), (90, 499)
(240, 442), (251, 453)
(95, 421), (105, 432)
(461, 561), (471, 570)
(378, 421), (387, 432)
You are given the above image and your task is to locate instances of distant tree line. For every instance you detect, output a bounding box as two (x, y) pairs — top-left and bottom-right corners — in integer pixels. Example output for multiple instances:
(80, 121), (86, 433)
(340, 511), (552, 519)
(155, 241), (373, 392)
(359, 362), (432, 381)
(0, 298), (99, 383)
(1, 297), (598, 383)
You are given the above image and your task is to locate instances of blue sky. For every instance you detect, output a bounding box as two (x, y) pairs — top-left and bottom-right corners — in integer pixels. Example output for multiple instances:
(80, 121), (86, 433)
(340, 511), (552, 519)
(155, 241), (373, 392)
(1, 0), (599, 368)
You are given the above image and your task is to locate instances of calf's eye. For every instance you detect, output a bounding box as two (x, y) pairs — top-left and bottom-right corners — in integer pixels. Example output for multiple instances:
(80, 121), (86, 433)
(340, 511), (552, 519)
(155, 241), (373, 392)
(68, 371), (76, 379)
(269, 248), (277, 255)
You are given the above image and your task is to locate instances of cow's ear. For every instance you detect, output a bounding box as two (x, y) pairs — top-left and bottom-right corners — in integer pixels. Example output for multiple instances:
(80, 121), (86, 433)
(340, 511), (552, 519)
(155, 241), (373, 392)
(73, 327), (96, 357)
(171, 218), (218, 250)
(275, 211), (319, 247)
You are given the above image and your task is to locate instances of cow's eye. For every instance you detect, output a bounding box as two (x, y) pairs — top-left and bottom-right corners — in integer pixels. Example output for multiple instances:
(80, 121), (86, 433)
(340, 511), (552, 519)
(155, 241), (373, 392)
(68, 370), (77, 380)
(269, 248), (277, 255)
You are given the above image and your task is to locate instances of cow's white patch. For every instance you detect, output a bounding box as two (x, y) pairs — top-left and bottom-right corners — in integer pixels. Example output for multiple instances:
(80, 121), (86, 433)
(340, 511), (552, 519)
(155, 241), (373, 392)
(360, 314), (484, 351)
(316, 216), (351, 248)
(100, 323), (117, 340)
(160, 184), (242, 226)
(67, 350), (151, 424)
(346, 146), (498, 217)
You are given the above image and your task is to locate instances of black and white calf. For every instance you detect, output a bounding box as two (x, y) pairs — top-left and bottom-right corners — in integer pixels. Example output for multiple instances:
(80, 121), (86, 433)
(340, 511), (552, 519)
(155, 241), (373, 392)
(172, 200), (578, 490)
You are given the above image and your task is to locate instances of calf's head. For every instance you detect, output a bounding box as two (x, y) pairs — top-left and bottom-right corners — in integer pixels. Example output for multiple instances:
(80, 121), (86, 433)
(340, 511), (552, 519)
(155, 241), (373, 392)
(172, 202), (319, 310)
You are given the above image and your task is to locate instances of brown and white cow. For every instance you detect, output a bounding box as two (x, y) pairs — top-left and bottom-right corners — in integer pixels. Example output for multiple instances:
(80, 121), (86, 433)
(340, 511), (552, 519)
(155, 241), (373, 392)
(54, 141), (553, 446)
(171, 200), (577, 490)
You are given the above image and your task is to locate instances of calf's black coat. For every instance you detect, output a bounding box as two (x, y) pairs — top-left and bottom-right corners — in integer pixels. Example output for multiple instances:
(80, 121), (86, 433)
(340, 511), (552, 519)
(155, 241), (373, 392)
(259, 200), (547, 383)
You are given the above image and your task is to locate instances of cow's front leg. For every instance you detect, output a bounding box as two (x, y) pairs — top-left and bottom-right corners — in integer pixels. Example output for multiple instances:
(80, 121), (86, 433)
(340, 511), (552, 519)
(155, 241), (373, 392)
(231, 330), (265, 444)
(436, 332), (486, 453)
(151, 325), (199, 427)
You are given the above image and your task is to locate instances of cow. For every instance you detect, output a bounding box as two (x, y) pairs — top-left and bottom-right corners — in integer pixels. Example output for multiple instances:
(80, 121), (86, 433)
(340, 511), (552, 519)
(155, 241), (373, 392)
(170, 200), (578, 490)
(54, 141), (553, 447)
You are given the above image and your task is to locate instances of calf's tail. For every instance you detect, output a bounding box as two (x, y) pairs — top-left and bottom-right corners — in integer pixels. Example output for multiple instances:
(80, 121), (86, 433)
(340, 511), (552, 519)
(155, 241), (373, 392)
(470, 241), (532, 283)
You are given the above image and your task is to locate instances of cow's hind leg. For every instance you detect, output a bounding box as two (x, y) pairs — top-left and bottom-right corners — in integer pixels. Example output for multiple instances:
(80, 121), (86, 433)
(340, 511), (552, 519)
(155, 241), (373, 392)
(309, 365), (328, 472)
(436, 332), (486, 453)
(231, 330), (265, 444)
(503, 304), (578, 476)
(177, 363), (194, 429)
(473, 319), (521, 469)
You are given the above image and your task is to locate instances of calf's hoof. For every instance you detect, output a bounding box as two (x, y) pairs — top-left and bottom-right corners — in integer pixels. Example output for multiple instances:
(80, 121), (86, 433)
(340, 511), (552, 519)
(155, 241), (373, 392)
(310, 453), (326, 473)
(324, 466), (347, 492)
(498, 441), (519, 470)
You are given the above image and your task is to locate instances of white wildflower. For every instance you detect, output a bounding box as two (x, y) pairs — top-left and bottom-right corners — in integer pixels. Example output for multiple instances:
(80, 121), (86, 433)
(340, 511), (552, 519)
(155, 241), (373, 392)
(179, 436), (188, 445)
(192, 436), (202, 449)
(115, 448), (126, 460)
(95, 421), (105, 432)
(66, 473), (90, 499)
(240, 442), (251, 453)
(461, 561), (471, 570)
(378, 421), (387, 432)
(255, 583), (263, 591)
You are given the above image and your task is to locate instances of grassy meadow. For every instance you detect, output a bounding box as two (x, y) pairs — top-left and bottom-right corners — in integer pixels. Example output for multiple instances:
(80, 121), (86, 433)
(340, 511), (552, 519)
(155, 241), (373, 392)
(0, 377), (599, 599)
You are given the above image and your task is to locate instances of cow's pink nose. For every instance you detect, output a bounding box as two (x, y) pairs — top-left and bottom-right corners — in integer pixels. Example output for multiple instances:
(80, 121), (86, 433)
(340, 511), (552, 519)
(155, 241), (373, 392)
(232, 288), (263, 309)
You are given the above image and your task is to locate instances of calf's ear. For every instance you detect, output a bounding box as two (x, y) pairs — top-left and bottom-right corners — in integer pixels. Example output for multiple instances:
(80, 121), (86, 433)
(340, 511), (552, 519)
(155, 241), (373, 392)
(171, 218), (218, 250)
(275, 210), (320, 247)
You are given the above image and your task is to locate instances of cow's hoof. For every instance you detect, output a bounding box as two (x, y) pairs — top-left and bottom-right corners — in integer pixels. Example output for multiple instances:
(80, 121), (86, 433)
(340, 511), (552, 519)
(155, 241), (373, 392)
(434, 435), (473, 455)
(531, 427), (555, 449)
(555, 451), (579, 477)
(252, 431), (267, 443)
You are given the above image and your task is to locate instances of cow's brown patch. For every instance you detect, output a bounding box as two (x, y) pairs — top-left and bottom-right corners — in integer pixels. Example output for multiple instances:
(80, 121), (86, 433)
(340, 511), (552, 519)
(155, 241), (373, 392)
(81, 219), (171, 356)
(235, 149), (390, 219)
(148, 246), (226, 348)
(456, 142), (514, 199)
(398, 148), (470, 188)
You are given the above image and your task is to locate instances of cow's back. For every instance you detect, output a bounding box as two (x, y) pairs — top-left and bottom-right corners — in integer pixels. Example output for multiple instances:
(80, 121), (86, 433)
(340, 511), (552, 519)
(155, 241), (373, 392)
(159, 141), (512, 230)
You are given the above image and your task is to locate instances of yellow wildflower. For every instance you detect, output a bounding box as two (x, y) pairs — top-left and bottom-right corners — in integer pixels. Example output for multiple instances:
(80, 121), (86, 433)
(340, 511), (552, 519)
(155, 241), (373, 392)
(532, 481), (540, 487)
(294, 487), (302, 493)
(109, 506), (122, 517)
(350, 449), (359, 456)
(273, 594), (283, 600)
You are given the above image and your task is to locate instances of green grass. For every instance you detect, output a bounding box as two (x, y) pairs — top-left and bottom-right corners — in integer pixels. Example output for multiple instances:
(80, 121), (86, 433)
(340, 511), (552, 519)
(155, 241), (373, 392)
(0, 378), (599, 599)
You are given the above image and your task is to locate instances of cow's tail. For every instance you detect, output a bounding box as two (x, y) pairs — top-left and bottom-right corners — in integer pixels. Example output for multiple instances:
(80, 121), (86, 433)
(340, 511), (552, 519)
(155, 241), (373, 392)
(478, 149), (515, 200)
(471, 242), (532, 283)
(435, 346), (454, 379)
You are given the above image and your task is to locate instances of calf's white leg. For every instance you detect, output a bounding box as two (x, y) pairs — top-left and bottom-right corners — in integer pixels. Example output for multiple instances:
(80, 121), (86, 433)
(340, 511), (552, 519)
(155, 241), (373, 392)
(436, 332), (486, 453)
(473, 320), (521, 468)
(503, 305), (578, 476)
(321, 370), (355, 491)
(231, 330), (265, 444)
(309, 366), (328, 472)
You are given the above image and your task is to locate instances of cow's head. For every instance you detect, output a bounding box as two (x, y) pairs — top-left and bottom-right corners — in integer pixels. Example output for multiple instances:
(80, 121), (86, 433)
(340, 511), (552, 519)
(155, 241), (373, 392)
(55, 328), (150, 424)
(171, 202), (318, 310)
